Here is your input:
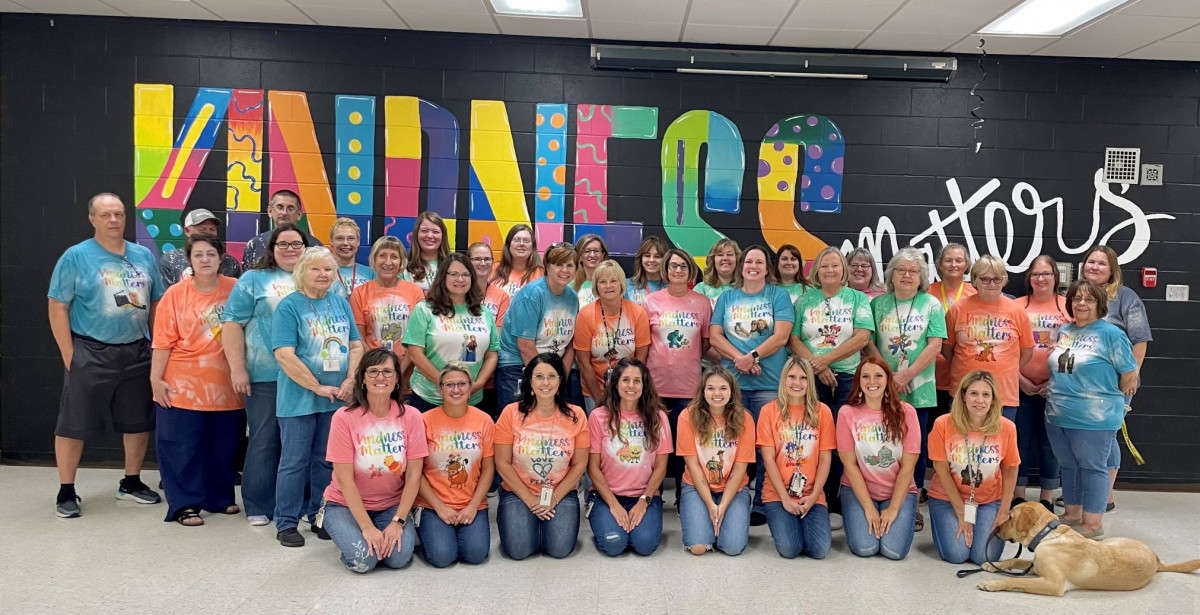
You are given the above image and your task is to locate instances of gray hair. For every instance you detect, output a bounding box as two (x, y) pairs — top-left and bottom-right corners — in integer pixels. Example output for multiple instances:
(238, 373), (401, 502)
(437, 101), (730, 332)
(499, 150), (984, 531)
(846, 247), (884, 292)
(87, 192), (122, 216)
(292, 246), (336, 289)
(884, 247), (930, 293)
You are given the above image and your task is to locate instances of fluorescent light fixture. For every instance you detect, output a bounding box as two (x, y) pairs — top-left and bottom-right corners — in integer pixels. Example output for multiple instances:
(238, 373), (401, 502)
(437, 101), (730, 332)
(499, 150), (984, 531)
(678, 68), (868, 80)
(980, 0), (1131, 36)
(490, 0), (583, 18)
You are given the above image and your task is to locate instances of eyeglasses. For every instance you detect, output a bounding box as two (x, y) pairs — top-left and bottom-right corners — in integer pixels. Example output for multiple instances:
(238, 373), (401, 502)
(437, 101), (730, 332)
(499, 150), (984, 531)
(548, 242), (575, 251)
(365, 368), (396, 378)
(275, 241), (306, 250)
(850, 263), (874, 270)
(1030, 272), (1055, 279)
(418, 228), (441, 236)
(976, 276), (1006, 286)
(1071, 296), (1098, 305)
(445, 272), (472, 280)
(271, 204), (300, 214)
(441, 381), (470, 390)
(667, 262), (690, 271)
(331, 235), (358, 244)
(894, 268), (921, 277)
(582, 248), (605, 256)
(532, 373), (561, 381)
(510, 237), (533, 245)
(469, 256), (493, 263)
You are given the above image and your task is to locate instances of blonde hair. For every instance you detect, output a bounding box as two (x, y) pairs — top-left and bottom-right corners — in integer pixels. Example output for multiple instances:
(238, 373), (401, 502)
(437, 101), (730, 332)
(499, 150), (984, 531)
(1084, 245), (1122, 301)
(590, 260), (627, 297)
(329, 217), (361, 243)
(572, 234), (607, 291)
(686, 367), (747, 444)
(808, 246), (850, 288)
(776, 356), (820, 429)
(368, 235), (407, 275)
(950, 370), (1003, 436)
(292, 246), (336, 289)
(969, 255), (1008, 285)
(701, 238), (740, 287)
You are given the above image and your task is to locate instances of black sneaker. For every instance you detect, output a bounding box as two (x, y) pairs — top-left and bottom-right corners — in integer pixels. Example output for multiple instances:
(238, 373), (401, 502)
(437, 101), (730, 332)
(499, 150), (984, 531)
(56, 496), (82, 518)
(316, 526), (331, 541)
(750, 511), (767, 527)
(277, 528), (305, 547)
(117, 479), (161, 504)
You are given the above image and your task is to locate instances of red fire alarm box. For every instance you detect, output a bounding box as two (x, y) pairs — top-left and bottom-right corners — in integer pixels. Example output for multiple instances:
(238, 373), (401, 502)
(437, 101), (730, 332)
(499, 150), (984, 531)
(1142, 267), (1157, 288)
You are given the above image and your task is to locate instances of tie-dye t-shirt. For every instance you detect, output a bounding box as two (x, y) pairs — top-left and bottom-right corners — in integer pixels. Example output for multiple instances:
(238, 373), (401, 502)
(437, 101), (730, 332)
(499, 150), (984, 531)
(587, 406), (673, 497)
(643, 289), (712, 398)
(928, 281), (977, 391)
(221, 267), (297, 383)
(348, 279), (426, 355)
(1105, 285), (1153, 345)
(48, 239), (166, 344)
(793, 286), (875, 375)
(323, 402), (429, 511)
(624, 278), (665, 304)
(151, 276), (242, 411)
(676, 409), (756, 493)
(1046, 320), (1138, 431)
(271, 292), (361, 418)
(870, 292), (947, 408)
(492, 267), (543, 299)
(415, 406), (495, 511)
(331, 264), (376, 299)
(402, 302), (499, 406)
(693, 281), (733, 309)
(1018, 295), (1071, 385)
(482, 284), (511, 328)
(712, 285), (796, 391)
(945, 295), (1035, 407)
(575, 280), (596, 307)
(401, 260), (439, 293)
(755, 400), (836, 505)
(780, 282), (808, 306)
(498, 278), (579, 367)
(494, 402), (590, 496)
(836, 402), (921, 502)
(572, 299), (651, 396)
(927, 415), (1020, 505)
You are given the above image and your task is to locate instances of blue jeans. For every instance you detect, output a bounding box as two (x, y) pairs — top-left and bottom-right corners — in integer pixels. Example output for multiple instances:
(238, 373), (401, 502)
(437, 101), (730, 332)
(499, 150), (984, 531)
(416, 506), (491, 568)
(679, 484), (751, 555)
(819, 372), (855, 511)
(155, 405), (244, 521)
(1001, 405), (1018, 422)
(1108, 431), (1121, 470)
(840, 486), (918, 560)
(1015, 393), (1060, 490)
(497, 488), (580, 560)
(662, 396), (691, 506)
(242, 381), (280, 519)
(762, 501), (831, 559)
(274, 411), (333, 531)
(1046, 425), (1112, 515)
(406, 393), (438, 413)
(741, 388), (775, 514)
(912, 407), (930, 490)
(495, 364), (523, 411)
(322, 502), (415, 572)
(927, 498), (1003, 564)
(587, 493), (663, 556)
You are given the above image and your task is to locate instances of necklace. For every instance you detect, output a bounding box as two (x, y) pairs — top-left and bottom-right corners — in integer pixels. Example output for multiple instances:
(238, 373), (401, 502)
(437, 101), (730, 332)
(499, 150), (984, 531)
(336, 262), (357, 295)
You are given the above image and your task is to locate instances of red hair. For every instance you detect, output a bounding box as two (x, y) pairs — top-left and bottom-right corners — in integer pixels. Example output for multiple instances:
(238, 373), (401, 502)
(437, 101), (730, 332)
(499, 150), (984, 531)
(845, 357), (907, 442)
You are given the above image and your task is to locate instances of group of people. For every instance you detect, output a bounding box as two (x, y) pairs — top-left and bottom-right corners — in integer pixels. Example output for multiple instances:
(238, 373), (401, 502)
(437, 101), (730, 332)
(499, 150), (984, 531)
(47, 190), (1149, 571)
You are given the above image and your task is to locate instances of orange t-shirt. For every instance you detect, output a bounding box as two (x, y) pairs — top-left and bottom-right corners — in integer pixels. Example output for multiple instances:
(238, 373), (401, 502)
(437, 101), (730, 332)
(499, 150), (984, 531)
(483, 284), (511, 328)
(945, 295), (1035, 407)
(491, 265), (544, 298)
(929, 281), (977, 391)
(676, 408), (756, 493)
(494, 402), (589, 497)
(1018, 295), (1071, 385)
(755, 400), (836, 505)
(349, 279), (427, 355)
(571, 299), (651, 394)
(415, 406), (495, 511)
(151, 276), (243, 411)
(927, 414), (1020, 505)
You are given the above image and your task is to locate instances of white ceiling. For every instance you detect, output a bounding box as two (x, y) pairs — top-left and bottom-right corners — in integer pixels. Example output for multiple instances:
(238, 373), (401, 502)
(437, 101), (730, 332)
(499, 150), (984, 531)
(4, 0), (1200, 61)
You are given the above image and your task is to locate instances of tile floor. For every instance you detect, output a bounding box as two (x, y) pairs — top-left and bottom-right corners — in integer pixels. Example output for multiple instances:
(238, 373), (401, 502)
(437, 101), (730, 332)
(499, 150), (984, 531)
(2, 466), (1198, 614)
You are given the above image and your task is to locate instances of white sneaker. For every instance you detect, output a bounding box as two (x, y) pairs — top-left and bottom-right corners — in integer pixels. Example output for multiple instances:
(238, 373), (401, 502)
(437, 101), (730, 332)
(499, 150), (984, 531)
(829, 513), (844, 531)
(247, 515), (270, 526)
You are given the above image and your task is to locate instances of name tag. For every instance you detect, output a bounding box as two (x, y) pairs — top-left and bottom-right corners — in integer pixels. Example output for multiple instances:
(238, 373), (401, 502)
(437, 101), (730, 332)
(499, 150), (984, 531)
(323, 359), (339, 372)
(539, 486), (554, 507)
(963, 501), (978, 524)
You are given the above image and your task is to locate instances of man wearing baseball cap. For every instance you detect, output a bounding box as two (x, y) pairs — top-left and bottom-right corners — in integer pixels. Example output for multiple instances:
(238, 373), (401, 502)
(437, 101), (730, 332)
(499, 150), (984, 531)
(157, 208), (242, 286)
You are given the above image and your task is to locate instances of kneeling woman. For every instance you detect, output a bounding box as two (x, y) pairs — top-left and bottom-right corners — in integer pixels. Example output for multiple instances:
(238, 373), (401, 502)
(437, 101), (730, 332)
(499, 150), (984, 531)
(928, 370), (1020, 565)
(837, 357), (921, 560)
(677, 367), (755, 555)
(587, 358), (672, 556)
(757, 357), (836, 559)
(415, 364), (495, 567)
(322, 349), (428, 572)
(494, 353), (589, 559)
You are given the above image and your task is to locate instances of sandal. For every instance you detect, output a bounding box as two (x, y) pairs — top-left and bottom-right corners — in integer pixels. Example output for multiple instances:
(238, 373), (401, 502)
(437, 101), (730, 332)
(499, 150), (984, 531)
(220, 504), (241, 515)
(174, 508), (204, 527)
(914, 510), (925, 532)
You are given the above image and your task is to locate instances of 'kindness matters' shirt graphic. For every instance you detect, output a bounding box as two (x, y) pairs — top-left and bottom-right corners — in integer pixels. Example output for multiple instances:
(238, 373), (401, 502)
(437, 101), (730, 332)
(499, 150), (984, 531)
(358, 426), (408, 478)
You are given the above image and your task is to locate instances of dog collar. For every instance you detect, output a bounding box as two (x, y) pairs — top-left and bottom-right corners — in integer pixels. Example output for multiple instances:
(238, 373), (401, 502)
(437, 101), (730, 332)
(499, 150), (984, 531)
(1027, 519), (1062, 552)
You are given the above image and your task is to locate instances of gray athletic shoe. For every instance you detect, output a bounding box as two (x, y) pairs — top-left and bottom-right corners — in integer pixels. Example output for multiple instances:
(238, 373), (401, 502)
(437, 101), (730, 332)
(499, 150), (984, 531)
(56, 496), (82, 518)
(116, 480), (161, 504)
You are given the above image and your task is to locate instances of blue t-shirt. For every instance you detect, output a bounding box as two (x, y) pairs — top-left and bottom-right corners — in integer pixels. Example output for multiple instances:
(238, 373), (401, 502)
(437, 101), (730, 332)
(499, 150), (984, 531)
(1046, 320), (1138, 431)
(498, 278), (579, 367)
(221, 268), (297, 383)
(271, 291), (360, 418)
(1105, 285), (1153, 345)
(711, 284), (795, 391)
(624, 278), (665, 304)
(331, 264), (376, 299)
(47, 239), (166, 344)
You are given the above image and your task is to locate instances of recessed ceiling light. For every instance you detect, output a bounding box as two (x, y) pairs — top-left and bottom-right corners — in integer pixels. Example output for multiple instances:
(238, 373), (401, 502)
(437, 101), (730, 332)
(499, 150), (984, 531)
(490, 0), (583, 18)
(980, 0), (1132, 36)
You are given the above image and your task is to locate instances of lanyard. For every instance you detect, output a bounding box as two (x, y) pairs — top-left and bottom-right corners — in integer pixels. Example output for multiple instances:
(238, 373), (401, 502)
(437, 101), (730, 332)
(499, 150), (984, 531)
(600, 300), (624, 355)
(939, 281), (964, 310)
(965, 434), (988, 503)
(336, 263), (357, 295)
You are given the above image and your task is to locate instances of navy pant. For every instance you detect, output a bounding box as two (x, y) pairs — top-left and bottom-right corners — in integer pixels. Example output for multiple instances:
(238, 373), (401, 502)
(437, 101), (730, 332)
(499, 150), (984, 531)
(661, 396), (691, 506)
(818, 372), (855, 513)
(155, 405), (245, 521)
(1016, 392), (1061, 490)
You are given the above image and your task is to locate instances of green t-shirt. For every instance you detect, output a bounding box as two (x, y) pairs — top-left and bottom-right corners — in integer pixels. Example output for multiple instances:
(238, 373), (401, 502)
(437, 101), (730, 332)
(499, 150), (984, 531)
(792, 286), (875, 374)
(780, 282), (808, 306)
(869, 292), (947, 408)
(693, 281), (732, 309)
(402, 301), (499, 405)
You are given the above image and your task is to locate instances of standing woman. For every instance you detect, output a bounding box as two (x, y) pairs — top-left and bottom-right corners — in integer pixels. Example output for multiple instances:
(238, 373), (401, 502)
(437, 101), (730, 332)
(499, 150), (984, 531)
(349, 236), (426, 356)
(572, 233), (608, 306)
(693, 238), (740, 308)
(847, 248), (885, 299)
(927, 370), (1020, 564)
(490, 224), (543, 298)
(328, 217), (376, 298)
(1045, 280), (1138, 539)
(321, 349), (427, 572)
(775, 244), (812, 305)
(415, 364), (495, 567)
(757, 356), (836, 559)
(837, 357), (921, 560)
(151, 234), (244, 526)
(1014, 255), (1068, 509)
(586, 358), (672, 556)
(403, 253), (499, 413)
(677, 367), (755, 555)
(271, 247), (365, 547)
(928, 244), (976, 426)
(404, 212), (450, 293)
(625, 236), (668, 304)
(221, 223), (308, 526)
(469, 242), (511, 327)
(494, 353), (589, 560)
(573, 260), (650, 411)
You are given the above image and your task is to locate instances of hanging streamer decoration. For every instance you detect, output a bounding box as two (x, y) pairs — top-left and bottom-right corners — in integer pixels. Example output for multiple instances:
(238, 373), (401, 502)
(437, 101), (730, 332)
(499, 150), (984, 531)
(969, 37), (988, 154)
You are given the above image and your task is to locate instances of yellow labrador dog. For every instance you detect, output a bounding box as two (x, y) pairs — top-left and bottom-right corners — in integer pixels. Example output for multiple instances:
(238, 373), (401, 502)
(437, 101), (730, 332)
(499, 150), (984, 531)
(978, 502), (1200, 596)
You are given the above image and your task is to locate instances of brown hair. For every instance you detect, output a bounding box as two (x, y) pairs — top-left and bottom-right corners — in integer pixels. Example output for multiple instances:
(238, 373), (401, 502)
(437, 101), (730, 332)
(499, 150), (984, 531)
(406, 212), (450, 284)
(701, 238), (741, 287)
(631, 235), (669, 288)
(1084, 245), (1122, 301)
(686, 366), (748, 444)
(1065, 279), (1109, 320)
(490, 223), (542, 287)
(846, 357), (907, 442)
(572, 233), (607, 291)
(598, 358), (665, 452)
(731, 244), (780, 287)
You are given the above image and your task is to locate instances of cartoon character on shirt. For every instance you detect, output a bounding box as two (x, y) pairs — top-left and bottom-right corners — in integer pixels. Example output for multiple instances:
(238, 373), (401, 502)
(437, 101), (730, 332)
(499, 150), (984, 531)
(666, 329), (689, 348)
(705, 449), (726, 484)
(445, 454), (469, 489)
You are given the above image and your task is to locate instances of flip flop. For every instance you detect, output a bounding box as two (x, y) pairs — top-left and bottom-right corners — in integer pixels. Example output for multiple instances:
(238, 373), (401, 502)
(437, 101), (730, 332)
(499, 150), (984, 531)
(174, 508), (204, 527)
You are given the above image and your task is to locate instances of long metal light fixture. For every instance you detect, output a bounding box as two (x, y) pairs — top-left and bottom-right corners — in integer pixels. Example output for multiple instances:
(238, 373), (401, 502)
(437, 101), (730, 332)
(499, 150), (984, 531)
(592, 44), (956, 82)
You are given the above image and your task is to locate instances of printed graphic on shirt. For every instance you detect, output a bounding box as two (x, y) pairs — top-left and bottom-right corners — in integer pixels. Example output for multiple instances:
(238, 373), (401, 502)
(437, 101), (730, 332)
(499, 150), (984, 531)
(198, 303), (224, 342)
(514, 429), (575, 487)
(777, 422), (819, 472)
(1052, 329), (1101, 374)
(537, 308), (576, 355)
(727, 301), (776, 341)
(697, 429), (738, 485)
(657, 310), (703, 349)
(854, 421), (901, 469)
(1030, 313), (1071, 349)
(604, 421), (648, 466)
(358, 425), (408, 478)
(305, 312), (352, 365)
(428, 428), (486, 489)
(372, 302), (413, 351)
(946, 437), (1001, 489)
(958, 314), (1020, 362)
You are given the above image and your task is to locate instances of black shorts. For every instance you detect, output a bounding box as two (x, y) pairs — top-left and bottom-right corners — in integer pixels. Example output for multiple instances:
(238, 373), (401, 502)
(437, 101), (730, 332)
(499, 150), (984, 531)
(55, 335), (155, 439)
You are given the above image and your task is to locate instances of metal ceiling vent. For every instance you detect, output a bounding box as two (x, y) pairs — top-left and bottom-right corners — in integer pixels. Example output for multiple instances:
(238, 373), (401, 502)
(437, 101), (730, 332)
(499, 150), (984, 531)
(1104, 147), (1141, 183)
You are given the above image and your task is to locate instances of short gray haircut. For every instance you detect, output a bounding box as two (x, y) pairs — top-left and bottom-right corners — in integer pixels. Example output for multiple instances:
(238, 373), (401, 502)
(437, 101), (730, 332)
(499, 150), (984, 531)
(884, 247), (930, 293)
(292, 246), (336, 289)
(87, 192), (122, 216)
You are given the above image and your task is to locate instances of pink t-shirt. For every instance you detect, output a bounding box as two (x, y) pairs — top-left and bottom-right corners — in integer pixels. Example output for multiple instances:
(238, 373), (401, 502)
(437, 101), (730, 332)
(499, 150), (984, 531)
(323, 401), (429, 511)
(836, 402), (921, 501)
(642, 289), (712, 398)
(587, 406), (673, 497)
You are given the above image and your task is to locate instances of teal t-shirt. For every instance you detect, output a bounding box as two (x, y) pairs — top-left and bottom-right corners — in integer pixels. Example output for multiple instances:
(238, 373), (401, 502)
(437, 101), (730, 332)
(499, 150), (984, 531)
(793, 286), (875, 374)
(1046, 320), (1137, 431)
(711, 284), (795, 391)
(870, 292), (946, 407)
(271, 291), (360, 417)
(403, 301), (499, 405)
(331, 264), (376, 299)
(221, 268), (297, 383)
(498, 278), (579, 367)
(47, 239), (166, 344)
(624, 278), (664, 304)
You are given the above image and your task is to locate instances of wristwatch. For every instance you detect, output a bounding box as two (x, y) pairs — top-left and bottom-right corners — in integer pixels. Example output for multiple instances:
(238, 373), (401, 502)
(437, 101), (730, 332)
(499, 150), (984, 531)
(392, 515), (406, 526)
(639, 495), (652, 505)
(750, 350), (761, 364)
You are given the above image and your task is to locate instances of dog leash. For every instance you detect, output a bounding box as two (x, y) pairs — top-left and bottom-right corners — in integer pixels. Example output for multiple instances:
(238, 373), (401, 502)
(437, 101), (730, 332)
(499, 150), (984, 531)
(956, 520), (1061, 578)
